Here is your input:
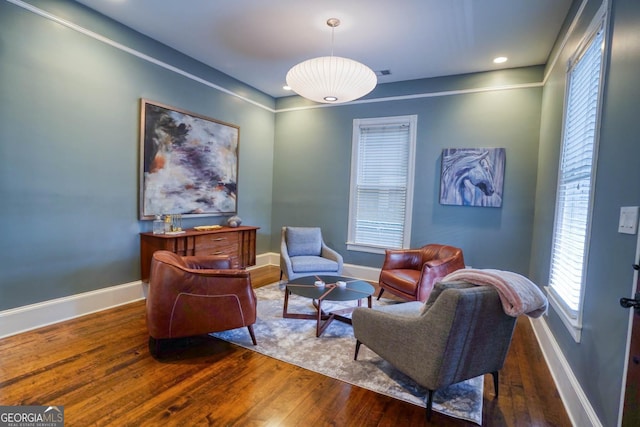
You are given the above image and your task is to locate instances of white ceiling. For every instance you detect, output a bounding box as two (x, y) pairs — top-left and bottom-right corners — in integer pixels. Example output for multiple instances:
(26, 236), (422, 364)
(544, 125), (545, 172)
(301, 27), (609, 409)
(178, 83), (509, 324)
(73, 0), (573, 99)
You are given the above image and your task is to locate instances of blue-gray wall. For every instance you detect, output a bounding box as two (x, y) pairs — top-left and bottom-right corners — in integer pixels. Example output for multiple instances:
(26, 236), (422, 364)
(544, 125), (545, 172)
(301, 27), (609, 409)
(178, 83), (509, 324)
(0, 0), (275, 310)
(531, 0), (640, 425)
(2, 0), (639, 425)
(273, 68), (543, 273)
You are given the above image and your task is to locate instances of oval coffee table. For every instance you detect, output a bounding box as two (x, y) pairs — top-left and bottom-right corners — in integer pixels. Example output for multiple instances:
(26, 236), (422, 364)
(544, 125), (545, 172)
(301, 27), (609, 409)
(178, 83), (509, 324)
(283, 275), (375, 337)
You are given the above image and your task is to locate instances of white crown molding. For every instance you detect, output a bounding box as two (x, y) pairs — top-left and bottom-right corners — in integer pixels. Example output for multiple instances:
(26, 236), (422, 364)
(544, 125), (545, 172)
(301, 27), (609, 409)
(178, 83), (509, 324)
(8, 0), (545, 114)
(5, 0), (275, 113)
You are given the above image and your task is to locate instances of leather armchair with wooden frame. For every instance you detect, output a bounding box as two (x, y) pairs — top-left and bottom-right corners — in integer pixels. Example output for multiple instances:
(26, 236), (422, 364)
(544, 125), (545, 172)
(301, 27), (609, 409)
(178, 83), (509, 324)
(377, 244), (465, 302)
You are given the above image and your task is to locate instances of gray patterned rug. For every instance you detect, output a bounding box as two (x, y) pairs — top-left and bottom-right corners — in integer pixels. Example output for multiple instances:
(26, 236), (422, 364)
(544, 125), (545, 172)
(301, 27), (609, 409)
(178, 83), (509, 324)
(213, 282), (482, 424)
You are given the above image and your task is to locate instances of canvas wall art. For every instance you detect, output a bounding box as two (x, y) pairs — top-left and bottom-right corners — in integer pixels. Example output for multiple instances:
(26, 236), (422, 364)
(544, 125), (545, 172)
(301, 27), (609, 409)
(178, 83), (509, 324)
(139, 99), (239, 219)
(439, 148), (505, 207)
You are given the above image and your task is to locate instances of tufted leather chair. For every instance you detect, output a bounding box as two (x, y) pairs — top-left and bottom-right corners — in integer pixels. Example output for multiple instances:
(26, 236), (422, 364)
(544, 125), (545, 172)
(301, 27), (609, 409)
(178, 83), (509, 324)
(377, 244), (465, 302)
(146, 250), (257, 347)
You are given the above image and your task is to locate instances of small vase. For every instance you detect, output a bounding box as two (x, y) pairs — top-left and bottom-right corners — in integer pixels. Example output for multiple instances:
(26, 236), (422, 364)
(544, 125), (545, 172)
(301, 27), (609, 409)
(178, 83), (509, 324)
(152, 215), (164, 234)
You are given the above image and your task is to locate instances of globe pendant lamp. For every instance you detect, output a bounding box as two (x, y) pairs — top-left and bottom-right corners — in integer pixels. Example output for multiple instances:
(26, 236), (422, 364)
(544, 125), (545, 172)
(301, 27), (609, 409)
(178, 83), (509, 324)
(286, 18), (377, 104)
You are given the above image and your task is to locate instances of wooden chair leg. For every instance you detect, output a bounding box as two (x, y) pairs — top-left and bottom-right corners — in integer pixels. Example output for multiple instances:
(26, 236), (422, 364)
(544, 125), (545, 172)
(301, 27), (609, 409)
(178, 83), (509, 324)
(247, 325), (257, 345)
(354, 340), (362, 360)
(377, 288), (385, 300)
(492, 371), (499, 397)
(280, 270), (283, 281)
(426, 389), (434, 421)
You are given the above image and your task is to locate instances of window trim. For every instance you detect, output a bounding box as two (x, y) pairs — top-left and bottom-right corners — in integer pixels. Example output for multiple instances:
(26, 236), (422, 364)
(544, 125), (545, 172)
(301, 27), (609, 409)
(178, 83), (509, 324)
(346, 115), (417, 254)
(546, 5), (607, 343)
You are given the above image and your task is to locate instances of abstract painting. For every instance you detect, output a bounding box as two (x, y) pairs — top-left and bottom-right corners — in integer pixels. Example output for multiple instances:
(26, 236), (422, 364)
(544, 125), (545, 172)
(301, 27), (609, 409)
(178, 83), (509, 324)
(439, 148), (505, 207)
(139, 99), (239, 219)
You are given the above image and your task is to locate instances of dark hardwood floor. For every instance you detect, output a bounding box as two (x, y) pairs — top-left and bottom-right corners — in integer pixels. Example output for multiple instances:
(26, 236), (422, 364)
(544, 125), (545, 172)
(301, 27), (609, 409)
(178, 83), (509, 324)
(0, 265), (570, 426)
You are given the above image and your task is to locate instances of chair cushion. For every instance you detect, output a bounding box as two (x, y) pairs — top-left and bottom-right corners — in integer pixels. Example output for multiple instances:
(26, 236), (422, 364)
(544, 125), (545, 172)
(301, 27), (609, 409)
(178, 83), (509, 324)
(290, 256), (339, 273)
(379, 269), (421, 295)
(286, 227), (322, 257)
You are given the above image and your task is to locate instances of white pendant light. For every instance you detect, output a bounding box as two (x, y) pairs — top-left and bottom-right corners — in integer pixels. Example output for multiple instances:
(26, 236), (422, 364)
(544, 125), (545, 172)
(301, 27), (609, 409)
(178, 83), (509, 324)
(286, 18), (377, 104)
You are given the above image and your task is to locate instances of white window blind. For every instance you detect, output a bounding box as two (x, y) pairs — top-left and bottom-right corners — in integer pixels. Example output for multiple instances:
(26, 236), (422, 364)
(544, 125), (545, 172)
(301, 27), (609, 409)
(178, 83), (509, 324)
(347, 116), (416, 253)
(548, 21), (605, 335)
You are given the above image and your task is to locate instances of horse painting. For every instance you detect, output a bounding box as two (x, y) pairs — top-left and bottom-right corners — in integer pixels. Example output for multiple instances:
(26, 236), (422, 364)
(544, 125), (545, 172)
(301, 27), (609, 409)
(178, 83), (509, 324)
(439, 148), (505, 207)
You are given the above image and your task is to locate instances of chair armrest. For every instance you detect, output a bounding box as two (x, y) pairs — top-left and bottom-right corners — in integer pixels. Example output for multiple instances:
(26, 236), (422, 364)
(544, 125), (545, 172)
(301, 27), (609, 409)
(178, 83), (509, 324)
(353, 303), (444, 384)
(182, 255), (232, 270)
(424, 258), (447, 268)
(353, 304), (424, 348)
(420, 254), (465, 283)
(415, 261), (457, 301)
(381, 249), (423, 270)
(182, 269), (251, 285)
(280, 237), (293, 273)
(321, 243), (344, 267)
(152, 263), (252, 296)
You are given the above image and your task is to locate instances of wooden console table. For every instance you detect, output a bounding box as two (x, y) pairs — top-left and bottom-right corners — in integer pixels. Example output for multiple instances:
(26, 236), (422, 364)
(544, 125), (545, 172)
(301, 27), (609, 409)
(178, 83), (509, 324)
(140, 225), (259, 282)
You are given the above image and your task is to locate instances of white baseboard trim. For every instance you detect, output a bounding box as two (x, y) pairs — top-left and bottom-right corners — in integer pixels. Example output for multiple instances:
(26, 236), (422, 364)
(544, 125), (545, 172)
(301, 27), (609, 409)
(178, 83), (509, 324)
(341, 263), (382, 282)
(0, 280), (147, 339)
(0, 252), (378, 339)
(250, 252), (279, 269)
(529, 316), (602, 427)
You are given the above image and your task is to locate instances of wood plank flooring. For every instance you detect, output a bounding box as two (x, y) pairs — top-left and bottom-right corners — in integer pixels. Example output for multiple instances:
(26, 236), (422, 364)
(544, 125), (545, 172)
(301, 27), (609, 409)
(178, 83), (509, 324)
(0, 265), (571, 426)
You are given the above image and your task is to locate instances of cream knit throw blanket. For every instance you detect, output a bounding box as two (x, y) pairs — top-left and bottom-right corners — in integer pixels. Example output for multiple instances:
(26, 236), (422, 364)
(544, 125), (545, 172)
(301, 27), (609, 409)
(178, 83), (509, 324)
(442, 269), (548, 318)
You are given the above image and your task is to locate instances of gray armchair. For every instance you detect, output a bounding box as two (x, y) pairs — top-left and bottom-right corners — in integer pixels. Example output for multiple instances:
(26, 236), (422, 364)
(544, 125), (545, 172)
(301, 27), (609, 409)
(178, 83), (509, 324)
(280, 226), (343, 281)
(352, 282), (517, 420)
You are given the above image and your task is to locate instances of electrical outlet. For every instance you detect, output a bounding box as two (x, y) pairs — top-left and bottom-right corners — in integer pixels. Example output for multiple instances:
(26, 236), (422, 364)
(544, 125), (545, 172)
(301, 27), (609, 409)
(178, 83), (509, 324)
(618, 206), (639, 234)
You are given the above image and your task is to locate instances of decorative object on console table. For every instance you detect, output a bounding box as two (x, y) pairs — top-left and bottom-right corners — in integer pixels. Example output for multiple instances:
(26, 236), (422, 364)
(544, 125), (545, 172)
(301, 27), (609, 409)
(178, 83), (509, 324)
(152, 215), (164, 235)
(227, 215), (242, 228)
(140, 225), (258, 283)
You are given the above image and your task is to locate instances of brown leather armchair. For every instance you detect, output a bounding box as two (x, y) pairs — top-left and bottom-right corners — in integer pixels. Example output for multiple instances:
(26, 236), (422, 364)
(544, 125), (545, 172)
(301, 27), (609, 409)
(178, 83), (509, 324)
(377, 244), (465, 302)
(146, 250), (257, 346)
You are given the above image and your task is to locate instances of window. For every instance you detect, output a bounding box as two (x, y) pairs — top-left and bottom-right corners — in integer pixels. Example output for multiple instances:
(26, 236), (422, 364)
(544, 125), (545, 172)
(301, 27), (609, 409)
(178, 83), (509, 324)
(347, 115), (417, 254)
(547, 14), (606, 342)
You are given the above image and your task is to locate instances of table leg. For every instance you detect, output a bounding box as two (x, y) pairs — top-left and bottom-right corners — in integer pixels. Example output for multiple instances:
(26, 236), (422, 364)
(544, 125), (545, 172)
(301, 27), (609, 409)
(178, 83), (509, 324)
(282, 286), (374, 337)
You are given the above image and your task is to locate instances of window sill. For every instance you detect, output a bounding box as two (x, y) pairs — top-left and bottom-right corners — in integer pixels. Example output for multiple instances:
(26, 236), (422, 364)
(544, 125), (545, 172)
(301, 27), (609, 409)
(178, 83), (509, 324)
(545, 286), (582, 342)
(346, 242), (390, 255)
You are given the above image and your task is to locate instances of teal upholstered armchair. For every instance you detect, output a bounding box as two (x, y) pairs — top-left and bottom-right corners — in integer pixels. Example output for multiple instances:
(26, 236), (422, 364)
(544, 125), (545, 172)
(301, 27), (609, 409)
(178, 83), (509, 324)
(280, 226), (344, 281)
(352, 282), (517, 420)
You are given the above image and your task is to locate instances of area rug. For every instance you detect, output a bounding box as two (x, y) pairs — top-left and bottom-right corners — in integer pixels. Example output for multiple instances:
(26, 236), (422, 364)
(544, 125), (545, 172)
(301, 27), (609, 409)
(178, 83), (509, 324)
(212, 282), (483, 424)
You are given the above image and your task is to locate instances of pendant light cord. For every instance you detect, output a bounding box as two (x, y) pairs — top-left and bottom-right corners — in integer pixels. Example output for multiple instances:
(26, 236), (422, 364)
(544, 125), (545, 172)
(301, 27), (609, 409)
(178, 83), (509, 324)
(330, 25), (335, 57)
(326, 18), (340, 57)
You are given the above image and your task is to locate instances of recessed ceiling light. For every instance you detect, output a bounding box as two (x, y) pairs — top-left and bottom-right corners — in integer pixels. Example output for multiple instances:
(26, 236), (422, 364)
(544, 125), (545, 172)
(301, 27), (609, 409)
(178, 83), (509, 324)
(283, 85), (292, 91)
(493, 56), (508, 64)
